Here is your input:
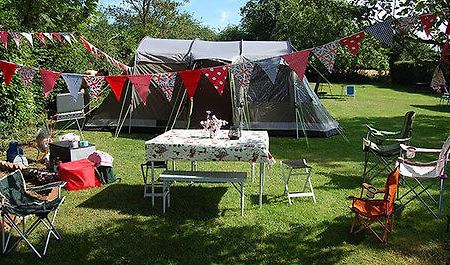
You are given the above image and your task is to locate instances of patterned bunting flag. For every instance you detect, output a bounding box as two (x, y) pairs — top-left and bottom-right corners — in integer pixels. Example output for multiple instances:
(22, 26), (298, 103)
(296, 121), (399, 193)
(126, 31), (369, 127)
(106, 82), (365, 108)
(420, 14), (437, 37)
(84, 76), (105, 100)
(229, 61), (255, 91)
(40, 69), (61, 97)
(201, 65), (228, 96)
(178, 69), (202, 99)
(255, 56), (281, 84)
(0, 31), (8, 49)
(396, 16), (417, 34)
(20, 32), (33, 47)
(70, 33), (78, 43)
(17, 65), (36, 88)
(340, 32), (365, 56)
(61, 33), (73, 45)
(431, 66), (446, 92)
(312, 41), (339, 72)
(152, 72), (177, 102)
(128, 75), (152, 105)
(366, 18), (394, 47)
(43, 32), (54, 43)
(35, 33), (46, 45)
(281, 49), (310, 80)
(52, 33), (64, 45)
(61, 73), (83, 99)
(0, 61), (17, 86)
(9, 32), (21, 49)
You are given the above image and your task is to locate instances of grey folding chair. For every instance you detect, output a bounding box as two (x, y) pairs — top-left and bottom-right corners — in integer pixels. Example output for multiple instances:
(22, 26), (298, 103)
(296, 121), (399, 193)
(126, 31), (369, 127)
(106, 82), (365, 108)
(396, 136), (450, 219)
(362, 111), (416, 181)
(0, 170), (66, 258)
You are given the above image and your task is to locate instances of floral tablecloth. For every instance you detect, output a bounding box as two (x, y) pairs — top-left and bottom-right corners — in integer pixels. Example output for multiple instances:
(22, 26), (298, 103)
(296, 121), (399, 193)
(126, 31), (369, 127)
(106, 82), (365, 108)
(145, 129), (275, 165)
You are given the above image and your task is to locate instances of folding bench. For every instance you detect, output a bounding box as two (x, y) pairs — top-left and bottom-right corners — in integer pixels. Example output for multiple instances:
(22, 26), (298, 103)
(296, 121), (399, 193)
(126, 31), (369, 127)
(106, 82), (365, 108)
(159, 170), (247, 216)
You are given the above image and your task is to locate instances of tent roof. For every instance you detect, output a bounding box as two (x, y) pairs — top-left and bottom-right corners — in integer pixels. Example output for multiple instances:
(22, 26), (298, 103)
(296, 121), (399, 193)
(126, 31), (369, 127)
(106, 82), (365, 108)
(135, 37), (293, 64)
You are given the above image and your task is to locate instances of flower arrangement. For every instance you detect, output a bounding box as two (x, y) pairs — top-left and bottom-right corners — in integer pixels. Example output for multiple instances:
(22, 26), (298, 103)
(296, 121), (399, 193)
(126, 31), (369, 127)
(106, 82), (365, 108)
(200, 111), (228, 138)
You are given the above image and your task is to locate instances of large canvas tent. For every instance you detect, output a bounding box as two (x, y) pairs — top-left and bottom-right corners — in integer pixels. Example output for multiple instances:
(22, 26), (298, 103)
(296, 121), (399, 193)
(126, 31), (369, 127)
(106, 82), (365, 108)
(87, 37), (341, 137)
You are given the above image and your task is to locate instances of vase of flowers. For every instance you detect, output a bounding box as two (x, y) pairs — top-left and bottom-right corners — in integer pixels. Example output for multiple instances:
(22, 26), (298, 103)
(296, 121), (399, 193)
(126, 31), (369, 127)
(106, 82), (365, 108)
(200, 111), (228, 138)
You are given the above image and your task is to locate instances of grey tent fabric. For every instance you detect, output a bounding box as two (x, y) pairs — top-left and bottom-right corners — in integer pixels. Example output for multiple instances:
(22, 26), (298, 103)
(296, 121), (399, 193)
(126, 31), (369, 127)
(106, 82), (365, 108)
(88, 38), (341, 137)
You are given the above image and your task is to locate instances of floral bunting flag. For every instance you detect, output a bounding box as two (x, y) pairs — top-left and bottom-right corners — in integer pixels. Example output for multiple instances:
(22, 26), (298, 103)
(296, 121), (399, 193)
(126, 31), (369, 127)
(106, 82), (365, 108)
(9, 32), (21, 49)
(312, 41), (339, 72)
(201, 65), (228, 95)
(281, 49), (310, 81)
(52, 33), (64, 45)
(396, 16), (417, 34)
(0, 32), (8, 49)
(255, 56), (281, 84)
(0, 61), (17, 86)
(35, 33), (46, 45)
(340, 32), (365, 56)
(61, 33), (73, 45)
(420, 14), (437, 37)
(105, 76), (127, 102)
(128, 75), (152, 105)
(366, 18), (394, 47)
(152, 72), (177, 102)
(43, 33), (54, 43)
(40, 69), (61, 97)
(20, 32), (33, 47)
(17, 65), (36, 88)
(431, 66), (446, 92)
(61, 73), (83, 99)
(179, 69), (202, 99)
(84, 76), (105, 100)
(229, 61), (255, 91)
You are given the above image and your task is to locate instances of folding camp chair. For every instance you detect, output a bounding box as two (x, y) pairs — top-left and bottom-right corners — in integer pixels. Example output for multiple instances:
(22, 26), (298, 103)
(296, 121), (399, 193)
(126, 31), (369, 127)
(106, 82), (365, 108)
(349, 167), (400, 243)
(0, 170), (66, 258)
(362, 111), (415, 181)
(439, 87), (450, 105)
(396, 136), (450, 219)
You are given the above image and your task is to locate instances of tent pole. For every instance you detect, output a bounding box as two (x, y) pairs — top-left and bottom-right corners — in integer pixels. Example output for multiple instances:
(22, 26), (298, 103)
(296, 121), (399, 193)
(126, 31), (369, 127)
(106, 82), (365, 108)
(170, 89), (187, 130)
(114, 81), (131, 137)
(115, 104), (131, 139)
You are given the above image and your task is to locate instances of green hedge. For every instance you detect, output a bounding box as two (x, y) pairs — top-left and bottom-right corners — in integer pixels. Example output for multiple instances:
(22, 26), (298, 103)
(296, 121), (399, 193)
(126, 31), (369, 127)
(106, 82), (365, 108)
(391, 60), (434, 85)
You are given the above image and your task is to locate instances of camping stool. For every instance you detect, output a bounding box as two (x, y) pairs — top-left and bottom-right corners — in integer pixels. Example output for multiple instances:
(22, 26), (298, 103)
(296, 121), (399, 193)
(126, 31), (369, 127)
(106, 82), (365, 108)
(281, 159), (316, 204)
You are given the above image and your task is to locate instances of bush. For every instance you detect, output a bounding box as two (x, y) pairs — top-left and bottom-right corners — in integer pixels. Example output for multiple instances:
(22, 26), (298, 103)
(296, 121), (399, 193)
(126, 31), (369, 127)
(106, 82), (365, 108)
(391, 60), (435, 85)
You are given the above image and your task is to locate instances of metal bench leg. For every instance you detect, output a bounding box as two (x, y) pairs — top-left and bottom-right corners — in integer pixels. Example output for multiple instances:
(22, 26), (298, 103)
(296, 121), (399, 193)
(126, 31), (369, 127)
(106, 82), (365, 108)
(251, 162), (255, 182)
(151, 162), (155, 207)
(240, 182), (245, 216)
(306, 168), (316, 203)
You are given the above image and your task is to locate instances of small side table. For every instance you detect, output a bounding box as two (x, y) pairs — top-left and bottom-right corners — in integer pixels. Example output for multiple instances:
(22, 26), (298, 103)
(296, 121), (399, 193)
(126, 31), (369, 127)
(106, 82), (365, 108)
(282, 159), (316, 204)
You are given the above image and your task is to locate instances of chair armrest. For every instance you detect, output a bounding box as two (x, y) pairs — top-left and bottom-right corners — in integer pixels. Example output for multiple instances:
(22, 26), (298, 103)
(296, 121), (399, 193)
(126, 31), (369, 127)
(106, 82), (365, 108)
(397, 157), (439, 166)
(384, 137), (410, 143)
(28, 181), (66, 192)
(366, 125), (400, 137)
(399, 144), (442, 153)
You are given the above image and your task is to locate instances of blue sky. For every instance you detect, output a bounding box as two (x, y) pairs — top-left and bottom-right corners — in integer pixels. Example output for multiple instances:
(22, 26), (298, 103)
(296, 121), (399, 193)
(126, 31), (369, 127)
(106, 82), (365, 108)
(99, 0), (245, 30)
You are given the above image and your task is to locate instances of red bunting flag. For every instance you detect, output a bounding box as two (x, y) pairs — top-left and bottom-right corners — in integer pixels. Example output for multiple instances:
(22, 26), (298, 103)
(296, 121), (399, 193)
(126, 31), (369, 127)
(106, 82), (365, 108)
(0, 61), (17, 86)
(340, 32), (365, 56)
(39, 69), (61, 97)
(52, 33), (63, 45)
(178, 69), (203, 99)
(282, 49), (311, 80)
(441, 40), (450, 63)
(0, 31), (8, 49)
(446, 20), (450, 35)
(420, 14), (437, 37)
(80, 36), (92, 52)
(105, 76), (127, 102)
(201, 65), (228, 96)
(128, 75), (152, 105)
(35, 33), (46, 45)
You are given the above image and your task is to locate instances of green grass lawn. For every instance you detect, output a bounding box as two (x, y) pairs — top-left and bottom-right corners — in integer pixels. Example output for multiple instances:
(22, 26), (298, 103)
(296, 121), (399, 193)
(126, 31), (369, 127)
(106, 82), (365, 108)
(3, 83), (450, 264)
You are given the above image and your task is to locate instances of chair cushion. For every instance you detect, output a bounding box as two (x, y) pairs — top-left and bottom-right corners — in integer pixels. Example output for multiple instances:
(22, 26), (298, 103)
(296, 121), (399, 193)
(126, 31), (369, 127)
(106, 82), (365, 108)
(351, 198), (388, 218)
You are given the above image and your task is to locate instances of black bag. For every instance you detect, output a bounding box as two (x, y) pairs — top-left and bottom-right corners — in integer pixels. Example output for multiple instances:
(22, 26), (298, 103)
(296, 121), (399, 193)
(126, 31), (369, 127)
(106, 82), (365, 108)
(95, 166), (119, 184)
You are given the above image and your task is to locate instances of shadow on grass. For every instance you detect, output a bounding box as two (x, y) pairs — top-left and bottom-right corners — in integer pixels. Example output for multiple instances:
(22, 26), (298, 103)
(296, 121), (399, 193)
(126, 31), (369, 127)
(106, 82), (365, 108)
(410, 104), (450, 114)
(78, 183), (228, 220)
